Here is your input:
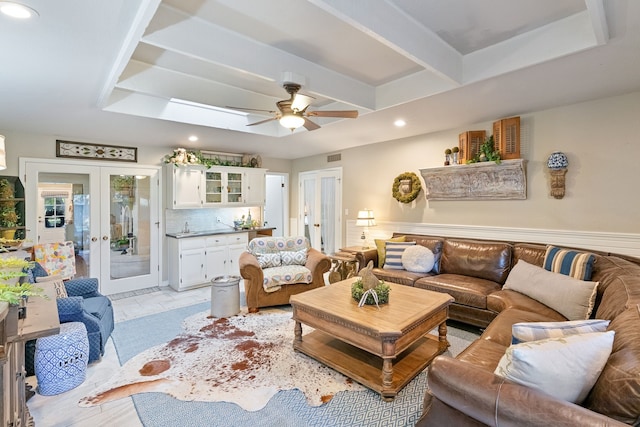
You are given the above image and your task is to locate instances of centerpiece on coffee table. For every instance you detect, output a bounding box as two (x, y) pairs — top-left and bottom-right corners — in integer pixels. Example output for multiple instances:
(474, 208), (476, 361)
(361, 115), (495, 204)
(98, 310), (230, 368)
(352, 261), (390, 307)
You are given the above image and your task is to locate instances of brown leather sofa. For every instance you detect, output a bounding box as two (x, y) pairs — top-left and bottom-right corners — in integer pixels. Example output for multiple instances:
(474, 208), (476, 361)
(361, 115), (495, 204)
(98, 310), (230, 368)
(355, 234), (640, 425)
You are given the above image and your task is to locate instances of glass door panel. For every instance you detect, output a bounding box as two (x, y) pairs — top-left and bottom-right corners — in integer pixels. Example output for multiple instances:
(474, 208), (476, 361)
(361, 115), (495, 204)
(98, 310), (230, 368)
(227, 172), (243, 203)
(205, 171), (222, 203)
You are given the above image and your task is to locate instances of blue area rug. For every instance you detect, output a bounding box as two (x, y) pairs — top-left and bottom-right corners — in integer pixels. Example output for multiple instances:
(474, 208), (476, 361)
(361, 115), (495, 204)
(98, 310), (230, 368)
(111, 302), (478, 427)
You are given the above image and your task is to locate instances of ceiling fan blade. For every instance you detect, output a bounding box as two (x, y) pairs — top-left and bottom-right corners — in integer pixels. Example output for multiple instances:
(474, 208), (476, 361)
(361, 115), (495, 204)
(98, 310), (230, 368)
(306, 110), (359, 119)
(225, 106), (277, 114)
(247, 117), (278, 126)
(291, 93), (314, 112)
(303, 118), (321, 131)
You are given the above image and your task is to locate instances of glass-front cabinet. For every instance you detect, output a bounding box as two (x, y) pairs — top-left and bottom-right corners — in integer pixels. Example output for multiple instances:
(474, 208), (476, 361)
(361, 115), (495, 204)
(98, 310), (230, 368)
(204, 168), (244, 206)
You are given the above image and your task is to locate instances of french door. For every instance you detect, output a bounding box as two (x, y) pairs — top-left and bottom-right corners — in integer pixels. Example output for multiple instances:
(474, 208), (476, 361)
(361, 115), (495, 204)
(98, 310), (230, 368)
(298, 168), (342, 254)
(21, 158), (160, 295)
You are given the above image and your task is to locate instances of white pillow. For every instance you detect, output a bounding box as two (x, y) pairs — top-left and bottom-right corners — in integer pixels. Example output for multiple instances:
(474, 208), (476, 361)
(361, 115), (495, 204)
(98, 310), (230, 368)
(503, 260), (598, 320)
(495, 331), (615, 403)
(401, 245), (435, 273)
(511, 319), (610, 344)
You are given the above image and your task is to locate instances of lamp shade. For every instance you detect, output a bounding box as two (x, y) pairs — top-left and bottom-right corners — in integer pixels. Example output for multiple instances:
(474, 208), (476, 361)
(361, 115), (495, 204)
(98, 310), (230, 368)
(547, 152), (568, 169)
(0, 135), (6, 170)
(279, 113), (305, 130)
(356, 209), (376, 227)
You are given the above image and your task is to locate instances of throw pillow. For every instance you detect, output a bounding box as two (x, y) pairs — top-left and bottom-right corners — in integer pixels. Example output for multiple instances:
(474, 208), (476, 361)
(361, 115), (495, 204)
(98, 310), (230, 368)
(374, 236), (406, 267)
(543, 245), (596, 281)
(35, 274), (68, 299)
(401, 245), (435, 273)
(383, 241), (416, 270)
(257, 253), (281, 269)
(503, 260), (598, 320)
(281, 249), (307, 266)
(494, 331), (615, 404)
(511, 319), (610, 344)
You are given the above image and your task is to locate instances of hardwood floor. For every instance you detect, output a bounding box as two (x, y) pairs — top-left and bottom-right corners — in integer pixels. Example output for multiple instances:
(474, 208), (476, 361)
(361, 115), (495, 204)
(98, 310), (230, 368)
(26, 285), (212, 427)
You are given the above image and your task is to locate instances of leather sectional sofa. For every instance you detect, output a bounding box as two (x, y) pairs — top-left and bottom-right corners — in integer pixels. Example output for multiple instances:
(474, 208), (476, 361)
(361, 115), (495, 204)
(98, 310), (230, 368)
(354, 233), (640, 426)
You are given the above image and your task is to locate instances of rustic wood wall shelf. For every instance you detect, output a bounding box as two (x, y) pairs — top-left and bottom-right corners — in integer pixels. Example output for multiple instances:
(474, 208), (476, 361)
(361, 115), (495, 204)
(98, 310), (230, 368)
(420, 159), (526, 200)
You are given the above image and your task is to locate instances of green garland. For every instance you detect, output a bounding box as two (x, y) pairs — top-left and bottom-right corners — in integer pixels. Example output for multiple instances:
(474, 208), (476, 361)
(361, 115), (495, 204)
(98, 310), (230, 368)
(392, 172), (422, 203)
(351, 279), (390, 305)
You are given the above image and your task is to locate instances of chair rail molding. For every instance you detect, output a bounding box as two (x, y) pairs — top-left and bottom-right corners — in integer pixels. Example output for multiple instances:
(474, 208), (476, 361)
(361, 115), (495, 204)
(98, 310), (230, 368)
(420, 159), (526, 200)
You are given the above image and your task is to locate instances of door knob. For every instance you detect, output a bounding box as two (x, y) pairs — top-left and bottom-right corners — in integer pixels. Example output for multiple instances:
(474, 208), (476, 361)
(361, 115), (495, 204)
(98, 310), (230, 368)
(314, 223), (320, 227)
(102, 236), (109, 240)
(91, 237), (98, 242)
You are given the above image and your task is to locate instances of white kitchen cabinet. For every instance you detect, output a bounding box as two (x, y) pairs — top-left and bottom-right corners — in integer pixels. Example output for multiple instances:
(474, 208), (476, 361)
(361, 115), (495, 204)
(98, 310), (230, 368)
(165, 164), (205, 209)
(168, 232), (248, 291)
(204, 168), (244, 206)
(243, 168), (266, 206)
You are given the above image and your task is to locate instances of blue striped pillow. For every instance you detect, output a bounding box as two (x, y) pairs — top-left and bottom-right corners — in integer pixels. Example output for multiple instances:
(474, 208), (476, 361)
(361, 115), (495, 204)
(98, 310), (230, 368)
(383, 241), (416, 269)
(543, 246), (596, 280)
(512, 319), (610, 344)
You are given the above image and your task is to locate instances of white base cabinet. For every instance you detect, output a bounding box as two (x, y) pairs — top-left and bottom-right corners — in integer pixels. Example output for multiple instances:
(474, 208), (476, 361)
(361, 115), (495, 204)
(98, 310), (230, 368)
(168, 232), (248, 291)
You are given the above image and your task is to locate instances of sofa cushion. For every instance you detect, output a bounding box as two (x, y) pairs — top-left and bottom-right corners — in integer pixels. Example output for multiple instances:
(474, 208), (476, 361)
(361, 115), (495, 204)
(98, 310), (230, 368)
(415, 274), (501, 309)
(440, 239), (512, 284)
(494, 331), (615, 404)
(513, 243), (547, 268)
(248, 236), (309, 255)
(374, 236), (405, 267)
(401, 245), (435, 273)
(481, 308), (565, 348)
(383, 241), (415, 269)
(262, 265), (312, 293)
(544, 245), (596, 280)
(280, 249), (307, 266)
(595, 274), (640, 321)
(83, 296), (111, 321)
(393, 234), (444, 274)
(257, 253), (281, 268)
(584, 305), (640, 424)
(503, 260), (598, 320)
(372, 268), (432, 287)
(511, 319), (610, 344)
(487, 290), (568, 320)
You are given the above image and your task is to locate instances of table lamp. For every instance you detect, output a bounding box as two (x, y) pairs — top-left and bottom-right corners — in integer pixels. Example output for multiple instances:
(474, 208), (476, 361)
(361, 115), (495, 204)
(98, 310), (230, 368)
(356, 209), (376, 248)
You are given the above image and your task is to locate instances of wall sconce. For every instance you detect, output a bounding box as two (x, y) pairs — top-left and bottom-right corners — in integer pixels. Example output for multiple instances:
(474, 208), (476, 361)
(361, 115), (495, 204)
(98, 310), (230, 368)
(0, 135), (6, 170)
(547, 151), (568, 199)
(356, 209), (376, 248)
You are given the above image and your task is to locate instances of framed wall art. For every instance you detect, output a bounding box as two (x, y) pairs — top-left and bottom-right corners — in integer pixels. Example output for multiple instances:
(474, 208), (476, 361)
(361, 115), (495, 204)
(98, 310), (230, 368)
(56, 140), (137, 162)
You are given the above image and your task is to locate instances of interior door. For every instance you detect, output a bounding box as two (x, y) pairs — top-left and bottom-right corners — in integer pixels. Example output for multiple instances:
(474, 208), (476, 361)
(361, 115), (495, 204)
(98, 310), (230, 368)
(298, 168), (342, 254)
(22, 158), (160, 294)
(264, 173), (288, 237)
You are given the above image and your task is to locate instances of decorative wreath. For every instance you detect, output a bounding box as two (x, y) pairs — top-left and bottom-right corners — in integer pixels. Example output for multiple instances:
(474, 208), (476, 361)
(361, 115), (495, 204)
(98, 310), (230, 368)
(392, 172), (422, 203)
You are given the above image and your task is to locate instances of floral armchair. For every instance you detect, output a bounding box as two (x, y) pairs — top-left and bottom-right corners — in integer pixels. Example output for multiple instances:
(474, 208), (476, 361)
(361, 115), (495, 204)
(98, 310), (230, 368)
(239, 236), (330, 312)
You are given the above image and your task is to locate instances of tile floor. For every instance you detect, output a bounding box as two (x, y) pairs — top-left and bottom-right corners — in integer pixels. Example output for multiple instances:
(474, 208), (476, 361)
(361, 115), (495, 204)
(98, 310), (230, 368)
(26, 285), (212, 427)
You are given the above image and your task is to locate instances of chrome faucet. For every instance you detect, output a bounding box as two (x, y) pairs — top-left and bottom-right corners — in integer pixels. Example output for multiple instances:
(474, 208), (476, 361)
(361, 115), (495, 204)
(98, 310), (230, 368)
(183, 221), (190, 233)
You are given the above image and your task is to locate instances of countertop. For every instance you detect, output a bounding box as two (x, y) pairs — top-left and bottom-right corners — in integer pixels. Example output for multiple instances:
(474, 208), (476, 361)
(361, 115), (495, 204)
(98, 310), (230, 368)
(166, 227), (275, 239)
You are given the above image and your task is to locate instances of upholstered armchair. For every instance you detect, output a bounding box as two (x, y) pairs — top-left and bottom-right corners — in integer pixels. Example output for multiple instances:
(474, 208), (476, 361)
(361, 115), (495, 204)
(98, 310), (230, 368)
(24, 263), (114, 376)
(239, 236), (331, 313)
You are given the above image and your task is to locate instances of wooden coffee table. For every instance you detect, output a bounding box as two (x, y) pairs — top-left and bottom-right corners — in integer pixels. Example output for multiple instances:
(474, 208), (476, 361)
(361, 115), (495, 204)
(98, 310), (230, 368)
(290, 277), (454, 400)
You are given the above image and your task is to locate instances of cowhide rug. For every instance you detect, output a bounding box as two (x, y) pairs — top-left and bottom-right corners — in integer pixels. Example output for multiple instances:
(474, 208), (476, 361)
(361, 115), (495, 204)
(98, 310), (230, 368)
(79, 310), (364, 411)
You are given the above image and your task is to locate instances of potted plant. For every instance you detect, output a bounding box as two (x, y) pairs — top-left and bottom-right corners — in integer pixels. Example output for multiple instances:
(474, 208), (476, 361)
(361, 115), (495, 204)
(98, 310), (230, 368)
(0, 257), (43, 328)
(0, 179), (19, 239)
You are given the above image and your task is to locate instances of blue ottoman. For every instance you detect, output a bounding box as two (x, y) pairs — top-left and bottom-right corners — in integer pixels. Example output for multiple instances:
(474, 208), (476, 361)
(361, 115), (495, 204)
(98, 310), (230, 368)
(35, 322), (89, 395)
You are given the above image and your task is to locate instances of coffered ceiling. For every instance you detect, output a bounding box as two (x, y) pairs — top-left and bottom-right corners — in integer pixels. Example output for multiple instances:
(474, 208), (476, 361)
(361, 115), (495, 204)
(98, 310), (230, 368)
(1, 0), (639, 159)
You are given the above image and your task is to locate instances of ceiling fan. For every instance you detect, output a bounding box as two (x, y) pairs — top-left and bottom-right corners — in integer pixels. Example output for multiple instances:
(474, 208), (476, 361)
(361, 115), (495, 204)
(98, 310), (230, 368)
(227, 83), (358, 131)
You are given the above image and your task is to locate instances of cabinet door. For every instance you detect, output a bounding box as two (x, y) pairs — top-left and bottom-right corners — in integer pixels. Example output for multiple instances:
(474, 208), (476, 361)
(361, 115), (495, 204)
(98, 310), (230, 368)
(225, 171), (244, 205)
(204, 170), (223, 205)
(244, 169), (266, 206)
(226, 243), (246, 277)
(168, 165), (204, 208)
(179, 248), (206, 287)
(205, 243), (227, 280)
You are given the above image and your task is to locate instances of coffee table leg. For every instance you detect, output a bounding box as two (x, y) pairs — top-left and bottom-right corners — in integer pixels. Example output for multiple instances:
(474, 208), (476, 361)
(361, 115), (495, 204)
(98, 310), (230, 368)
(294, 320), (302, 344)
(438, 322), (450, 352)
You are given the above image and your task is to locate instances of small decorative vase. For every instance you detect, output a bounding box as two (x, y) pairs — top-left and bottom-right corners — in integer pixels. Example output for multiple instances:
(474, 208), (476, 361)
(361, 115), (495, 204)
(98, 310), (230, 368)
(444, 154), (450, 166)
(452, 152), (458, 165)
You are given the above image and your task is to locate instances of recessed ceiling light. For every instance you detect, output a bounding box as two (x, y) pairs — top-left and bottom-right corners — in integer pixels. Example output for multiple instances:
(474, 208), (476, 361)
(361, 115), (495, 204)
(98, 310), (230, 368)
(0, 2), (39, 19)
(394, 119), (406, 127)
(188, 135), (198, 142)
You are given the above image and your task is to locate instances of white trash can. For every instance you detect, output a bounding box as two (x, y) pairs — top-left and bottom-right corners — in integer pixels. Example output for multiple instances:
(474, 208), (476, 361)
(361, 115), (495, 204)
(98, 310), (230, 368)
(210, 275), (241, 318)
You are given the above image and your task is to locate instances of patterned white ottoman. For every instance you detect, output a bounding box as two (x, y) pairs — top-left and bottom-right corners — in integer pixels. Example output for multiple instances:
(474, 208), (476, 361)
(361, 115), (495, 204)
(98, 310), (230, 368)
(35, 321), (89, 395)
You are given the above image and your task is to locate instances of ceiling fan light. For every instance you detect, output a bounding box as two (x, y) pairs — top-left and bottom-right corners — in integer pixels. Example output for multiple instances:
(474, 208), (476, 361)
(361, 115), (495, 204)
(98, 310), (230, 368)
(279, 114), (305, 130)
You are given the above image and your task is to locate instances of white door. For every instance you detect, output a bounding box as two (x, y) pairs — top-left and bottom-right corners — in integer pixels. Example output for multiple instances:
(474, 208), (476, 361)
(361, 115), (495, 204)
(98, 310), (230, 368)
(22, 158), (161, 295)
(298, 168), (342, 254)
(264, 173), (288, 237)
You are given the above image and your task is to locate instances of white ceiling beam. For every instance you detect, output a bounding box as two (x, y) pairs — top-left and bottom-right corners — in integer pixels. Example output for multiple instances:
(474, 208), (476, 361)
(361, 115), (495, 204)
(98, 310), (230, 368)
(117, 60), (280, 112)
(375, 70), (460, 110)
(141, 4), (375, 110)
(585, 0), (609, 45)
(464, 11), (602, 84)
(309, 0), (463, 85)
(97, 0), (163, 108)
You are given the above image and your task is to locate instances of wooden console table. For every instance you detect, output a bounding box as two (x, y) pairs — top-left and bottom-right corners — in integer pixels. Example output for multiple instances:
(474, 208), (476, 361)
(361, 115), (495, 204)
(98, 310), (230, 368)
(1, 284), (59, 427)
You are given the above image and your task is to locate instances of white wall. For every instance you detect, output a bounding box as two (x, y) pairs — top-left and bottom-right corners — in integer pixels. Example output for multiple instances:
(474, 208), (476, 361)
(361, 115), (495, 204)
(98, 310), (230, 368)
(291, 91), (640, 240)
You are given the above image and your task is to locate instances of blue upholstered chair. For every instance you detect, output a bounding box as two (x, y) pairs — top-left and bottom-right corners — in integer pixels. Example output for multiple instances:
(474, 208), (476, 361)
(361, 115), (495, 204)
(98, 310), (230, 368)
(25, 263), (115, 376)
